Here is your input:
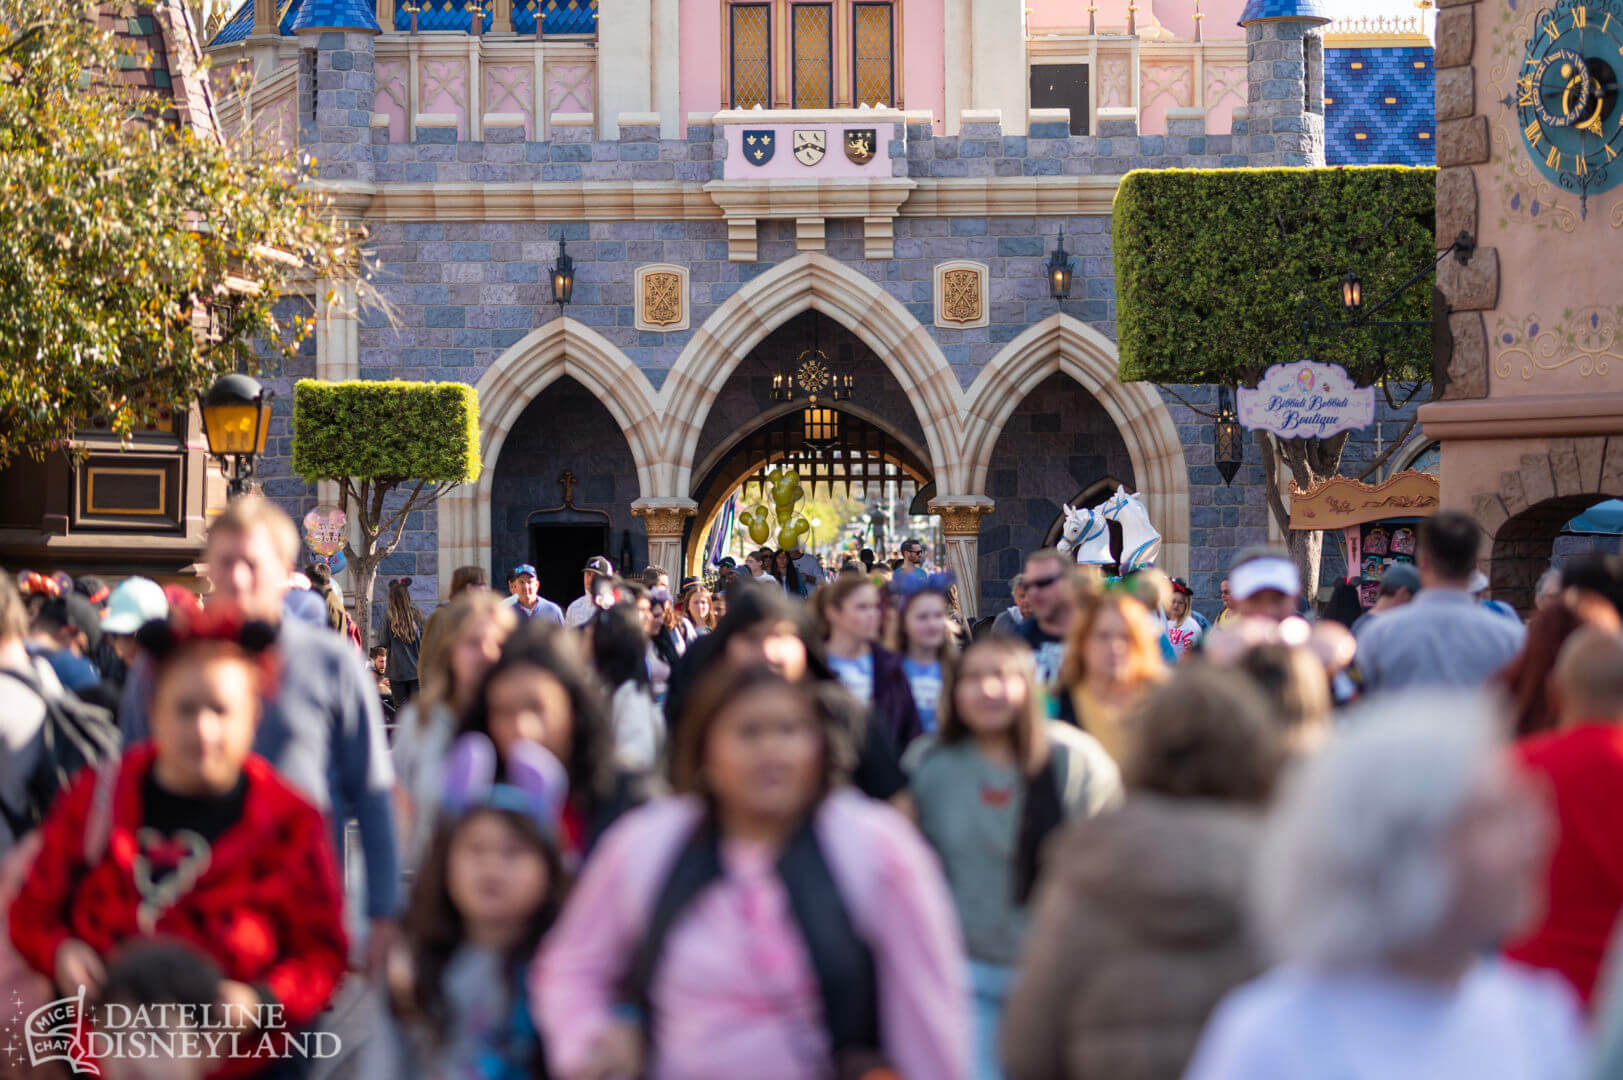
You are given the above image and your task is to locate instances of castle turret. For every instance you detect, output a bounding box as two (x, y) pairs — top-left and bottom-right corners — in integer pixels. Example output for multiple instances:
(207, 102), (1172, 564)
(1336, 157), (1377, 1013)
(293, 0), (379, 183)
(1238, 0), (1331, 166)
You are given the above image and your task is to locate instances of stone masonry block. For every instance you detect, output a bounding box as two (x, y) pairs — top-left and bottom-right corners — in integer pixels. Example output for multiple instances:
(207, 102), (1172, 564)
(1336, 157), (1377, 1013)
(1518, 454), (1557, 510)
(1442, 311), (1488, 400)
(1436, 166), (1477, 240)
(1435, 7), (1474, 68)
(1601, 438), (1623, 496)
(1436, 65), (1476, 121)
(1549, 440), (1585, 497)
(1437, 246), (1498, 311)
(1436, 116), (1489, 165)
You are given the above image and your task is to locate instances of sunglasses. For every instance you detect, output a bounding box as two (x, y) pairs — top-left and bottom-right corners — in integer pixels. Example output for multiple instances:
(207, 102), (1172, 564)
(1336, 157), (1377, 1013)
(1026, 573), (1064, 590)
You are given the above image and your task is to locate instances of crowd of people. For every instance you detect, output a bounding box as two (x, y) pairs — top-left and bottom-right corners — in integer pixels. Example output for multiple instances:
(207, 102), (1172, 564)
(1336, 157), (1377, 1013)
(4, 497), (1623, 1080)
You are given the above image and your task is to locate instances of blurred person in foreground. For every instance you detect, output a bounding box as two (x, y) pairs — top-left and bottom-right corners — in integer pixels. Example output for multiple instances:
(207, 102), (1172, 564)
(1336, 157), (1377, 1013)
(1224, 548), (1300, 625)
(533, 664), (970, 1080)
(1496, 601), (1621, 739)
(118, 496), (399, 967)
(1184, 695), (1582, 1080)
(1503, 630), (1623, 1010)
(1002, 666), (1282, 1080)
(11, 609), (348, 1076)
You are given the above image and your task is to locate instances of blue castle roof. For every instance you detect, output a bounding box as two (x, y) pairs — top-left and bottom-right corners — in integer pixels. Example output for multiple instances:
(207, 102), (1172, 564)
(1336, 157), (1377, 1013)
(1238, 0), (1333, 25)
(289, 0), (381, 33)
(209, 0), (299, 45)
(1323, 45), (1436, 166)
(208, 0), (595, 43)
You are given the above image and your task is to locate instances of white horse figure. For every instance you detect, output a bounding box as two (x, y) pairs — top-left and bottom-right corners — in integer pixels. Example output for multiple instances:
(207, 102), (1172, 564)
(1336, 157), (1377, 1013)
(1103, 485), (1161, 571)
(1058, 502), (1112, 566)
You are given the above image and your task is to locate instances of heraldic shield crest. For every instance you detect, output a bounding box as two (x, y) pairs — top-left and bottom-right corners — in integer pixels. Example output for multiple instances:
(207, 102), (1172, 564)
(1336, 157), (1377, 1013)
(792, 129), (827, 166)
(742, 130), (775, 165)
(844, 129), (877, 165)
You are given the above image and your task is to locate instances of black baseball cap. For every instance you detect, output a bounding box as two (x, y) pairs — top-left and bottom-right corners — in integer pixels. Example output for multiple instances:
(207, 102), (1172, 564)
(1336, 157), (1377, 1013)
(584, 556), (614, 575)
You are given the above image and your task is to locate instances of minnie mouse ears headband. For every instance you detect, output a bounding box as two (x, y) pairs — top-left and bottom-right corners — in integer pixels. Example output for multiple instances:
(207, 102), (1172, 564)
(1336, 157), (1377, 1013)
(442, 733), (570, 835)
(133, 607), (279, 661)
(889, 570), (955, 599)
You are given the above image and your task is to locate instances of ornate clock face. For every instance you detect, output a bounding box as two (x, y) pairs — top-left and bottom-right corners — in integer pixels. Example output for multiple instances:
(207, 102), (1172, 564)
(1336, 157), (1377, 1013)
(1516, 0), (1623, 211)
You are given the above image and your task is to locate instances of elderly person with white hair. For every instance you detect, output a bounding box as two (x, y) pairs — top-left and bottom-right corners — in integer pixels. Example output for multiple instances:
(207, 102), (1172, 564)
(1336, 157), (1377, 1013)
(1184, 696), (1586, 1080)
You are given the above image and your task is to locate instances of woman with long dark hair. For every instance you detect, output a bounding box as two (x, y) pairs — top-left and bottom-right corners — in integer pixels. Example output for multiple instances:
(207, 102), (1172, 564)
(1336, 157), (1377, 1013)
(773, 548), (806, 598)
(457, 624), (646, 866)
(379, 577), (427, 703)
(889, 572), (960, 736)
(533, 665), (971, 1080)
(814, 575), (923, 751)
(391, 748), (566, 1079)
(665, 583), (909, 802)
(591, 602), (664, 771)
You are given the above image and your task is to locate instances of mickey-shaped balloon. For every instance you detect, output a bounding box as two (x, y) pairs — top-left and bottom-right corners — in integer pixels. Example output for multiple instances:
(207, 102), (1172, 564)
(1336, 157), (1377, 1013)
(740, 505), (773, 546)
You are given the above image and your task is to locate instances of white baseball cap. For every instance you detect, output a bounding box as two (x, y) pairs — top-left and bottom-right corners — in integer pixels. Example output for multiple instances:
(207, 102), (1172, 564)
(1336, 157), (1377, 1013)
(100, 577), (169, 634)
(1230, 555), (1301, 600)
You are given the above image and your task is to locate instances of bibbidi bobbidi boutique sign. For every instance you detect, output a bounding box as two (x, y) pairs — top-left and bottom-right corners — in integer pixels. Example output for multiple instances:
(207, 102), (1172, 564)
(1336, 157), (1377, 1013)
(14, 986), (342, 1075)
(1236, 359), (1375, 439)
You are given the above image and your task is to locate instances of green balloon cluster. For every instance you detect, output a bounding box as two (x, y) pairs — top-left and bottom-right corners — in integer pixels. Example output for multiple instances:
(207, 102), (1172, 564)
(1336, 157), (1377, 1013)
(735, 467), (810, 550)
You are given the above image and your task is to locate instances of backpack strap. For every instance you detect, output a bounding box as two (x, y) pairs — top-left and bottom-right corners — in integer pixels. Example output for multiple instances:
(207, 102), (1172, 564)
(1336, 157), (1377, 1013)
(618, 818), (725, 1021)
(83, 762), (118, 866)
(618, 812), (882, 1061)
(775, 817), (880, 1055)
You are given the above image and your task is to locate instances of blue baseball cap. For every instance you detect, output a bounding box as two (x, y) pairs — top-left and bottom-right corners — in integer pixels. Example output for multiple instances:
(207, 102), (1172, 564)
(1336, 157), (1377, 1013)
(510, 563), (537, 579)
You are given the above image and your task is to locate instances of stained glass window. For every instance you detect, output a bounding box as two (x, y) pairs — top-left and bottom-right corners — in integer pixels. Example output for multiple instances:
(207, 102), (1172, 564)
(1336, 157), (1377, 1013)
(730, 5), (772, 110)
(792, 5), (833, 109)
(852, 3), (893, 107)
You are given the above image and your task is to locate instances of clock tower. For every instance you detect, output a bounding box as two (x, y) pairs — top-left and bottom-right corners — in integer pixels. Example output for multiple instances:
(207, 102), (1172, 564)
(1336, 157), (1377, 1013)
(1421, 0), (1623, 610)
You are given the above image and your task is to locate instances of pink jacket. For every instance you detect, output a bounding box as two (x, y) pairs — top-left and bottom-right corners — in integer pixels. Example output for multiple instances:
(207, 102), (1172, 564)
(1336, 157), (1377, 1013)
(532, 789), (971, 1080)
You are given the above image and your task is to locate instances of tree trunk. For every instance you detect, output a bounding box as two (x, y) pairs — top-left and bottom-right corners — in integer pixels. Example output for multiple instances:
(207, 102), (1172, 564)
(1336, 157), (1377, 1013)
(350, 551), (381, 654)
(1256, 430), (1352, 609)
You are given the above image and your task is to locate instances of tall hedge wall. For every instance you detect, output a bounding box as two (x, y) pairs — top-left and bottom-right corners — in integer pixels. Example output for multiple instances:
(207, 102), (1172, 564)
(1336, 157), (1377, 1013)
(292, 379), (481, 483)
(1113, 166), (1437, 385)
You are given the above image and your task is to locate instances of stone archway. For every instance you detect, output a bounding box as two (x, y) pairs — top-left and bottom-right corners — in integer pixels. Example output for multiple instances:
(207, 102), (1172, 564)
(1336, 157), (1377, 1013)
(657, 252), (966, 496)
(1476, 437), (1623, 612)
(437, 317), (662, 594)
(960, 314), (1191, 580)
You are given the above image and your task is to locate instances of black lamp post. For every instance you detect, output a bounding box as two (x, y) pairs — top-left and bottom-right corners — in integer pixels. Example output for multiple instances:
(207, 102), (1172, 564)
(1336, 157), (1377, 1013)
(548, 239), (574, 313)
(199, 373), (274, 500)
(1046, 229), (1074, 301)
(1214, 385), (1244, 486)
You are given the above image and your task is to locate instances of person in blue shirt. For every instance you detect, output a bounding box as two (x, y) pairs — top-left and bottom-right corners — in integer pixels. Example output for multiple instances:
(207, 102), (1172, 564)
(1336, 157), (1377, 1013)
(501, 564), (564, 625)
(890, 571), (959, 736)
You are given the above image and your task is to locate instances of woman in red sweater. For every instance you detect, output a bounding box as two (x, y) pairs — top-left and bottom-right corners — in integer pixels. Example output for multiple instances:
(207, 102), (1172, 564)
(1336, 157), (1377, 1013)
(9, 607), (348, 1077)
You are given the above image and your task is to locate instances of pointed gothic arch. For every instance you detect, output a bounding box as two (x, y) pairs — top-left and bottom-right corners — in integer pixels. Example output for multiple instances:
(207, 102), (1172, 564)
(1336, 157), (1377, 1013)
(656, 252), (965, 496)
(961, 314), (1191, 578)
(437, 317), (661, 590)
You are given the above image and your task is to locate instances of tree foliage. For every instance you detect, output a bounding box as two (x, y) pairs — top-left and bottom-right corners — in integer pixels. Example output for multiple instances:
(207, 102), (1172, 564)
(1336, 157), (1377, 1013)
(292, 379), (480, 648)
(1113, 165), (1437, 386)
(0, 1), (373, 466)
(1113, 165), (1439, 597)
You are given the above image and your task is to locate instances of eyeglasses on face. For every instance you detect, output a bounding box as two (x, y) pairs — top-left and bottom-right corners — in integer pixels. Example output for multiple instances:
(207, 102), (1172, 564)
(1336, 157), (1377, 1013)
(1026, 573), (1063, 590)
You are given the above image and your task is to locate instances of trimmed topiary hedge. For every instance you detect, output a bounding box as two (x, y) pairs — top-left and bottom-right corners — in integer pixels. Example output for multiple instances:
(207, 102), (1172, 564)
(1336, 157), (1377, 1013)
(292, 379), (481, 483)
(1113, 165), (1437, 386)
